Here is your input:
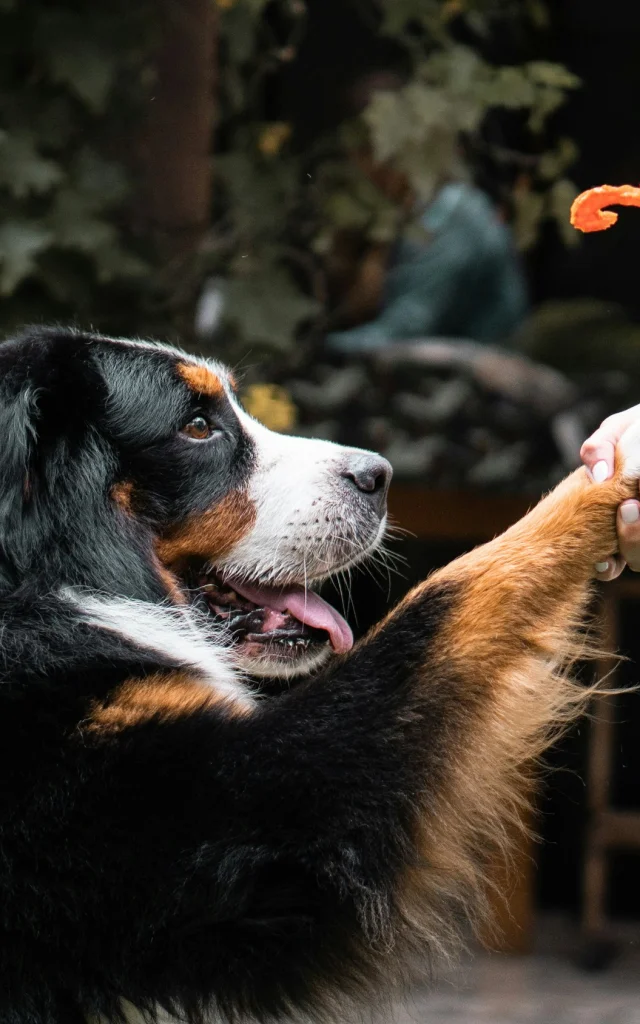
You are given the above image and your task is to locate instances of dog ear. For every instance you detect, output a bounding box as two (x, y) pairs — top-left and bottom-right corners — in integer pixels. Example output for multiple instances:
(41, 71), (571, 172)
(0, 383), (39, 522)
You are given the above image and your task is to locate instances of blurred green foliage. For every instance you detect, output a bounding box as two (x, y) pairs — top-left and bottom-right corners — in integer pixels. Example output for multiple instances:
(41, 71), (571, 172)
(0, 0), (156, 337)
(0, 0), (579, 351)
(214, 0), (581, 357)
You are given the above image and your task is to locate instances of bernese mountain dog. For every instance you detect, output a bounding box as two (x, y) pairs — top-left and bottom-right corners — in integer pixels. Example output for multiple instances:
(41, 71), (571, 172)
(0, 325), (636, 1024)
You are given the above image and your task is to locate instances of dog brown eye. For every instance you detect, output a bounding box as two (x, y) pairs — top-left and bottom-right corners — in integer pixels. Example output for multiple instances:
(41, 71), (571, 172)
(181, 415), (213, 440)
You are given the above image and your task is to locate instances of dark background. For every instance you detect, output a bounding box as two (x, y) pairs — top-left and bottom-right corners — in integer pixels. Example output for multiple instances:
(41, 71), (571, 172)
(276, 0), (640, 316)
(291, 0), (640, 921)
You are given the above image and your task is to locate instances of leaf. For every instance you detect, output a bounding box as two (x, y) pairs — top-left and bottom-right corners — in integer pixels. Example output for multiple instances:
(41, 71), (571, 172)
(216, 151), (298, 242)
(368, 204), (402, 244)
(323, 190), (372, 231)
(526, 61), (581, 90)
(512, 188), (545, 251)
(45, 38), (116, 113)
(257, 122), (292, 157)
(45, 152), (130, 255)
(380, 0), (418, 34)
(525, 0), (550, 28)
(223, 269), (319, 350)
(420, 47), (489, 130)
(537, 137), (579, 181)
(37, 252), (96, 305)
(441, 0), (465, 21)
(548, 177), (581, 248)
(364, 84), (452, 164)
(439, 44), (484, 96)
(72, 148), (130, 209)
(399, 131), (457, 201)
(220, 3), (262, 65)
(363, 91), (407, 162)
(221, 64), (246, 114)
(92, 244), (148, 283)
(463, 10), (490, 36)
(0, 133), (63, 198)
(486, 66), (536, 108)
(34, 97), (76, 150)
(528, 86), (565, 135)
(380, 0), (441, 34)
(0, 220), (52, 295)
(46, 189), (118, 253)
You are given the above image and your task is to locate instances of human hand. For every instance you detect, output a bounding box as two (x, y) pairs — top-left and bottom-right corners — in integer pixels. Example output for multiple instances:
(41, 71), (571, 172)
(580, 405), (640, 580)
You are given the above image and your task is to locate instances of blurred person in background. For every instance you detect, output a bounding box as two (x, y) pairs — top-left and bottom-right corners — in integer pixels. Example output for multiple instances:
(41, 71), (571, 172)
(326, 71), (528, 355)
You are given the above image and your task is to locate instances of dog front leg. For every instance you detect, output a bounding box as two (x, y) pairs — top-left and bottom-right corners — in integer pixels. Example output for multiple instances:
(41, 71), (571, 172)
(62, 435), (640, 1022)
(342, 435), (640, 956)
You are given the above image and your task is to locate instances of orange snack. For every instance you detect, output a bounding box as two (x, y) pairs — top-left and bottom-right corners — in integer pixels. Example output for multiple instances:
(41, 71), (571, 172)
(570, 184), (640, 233)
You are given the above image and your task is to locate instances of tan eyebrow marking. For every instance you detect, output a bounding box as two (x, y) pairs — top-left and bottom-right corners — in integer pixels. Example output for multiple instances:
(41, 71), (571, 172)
(177, 362), (225, 398)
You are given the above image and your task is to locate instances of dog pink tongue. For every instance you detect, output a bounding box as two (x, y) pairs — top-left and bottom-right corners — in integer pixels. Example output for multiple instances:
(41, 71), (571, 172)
(230, 581), (354, 654)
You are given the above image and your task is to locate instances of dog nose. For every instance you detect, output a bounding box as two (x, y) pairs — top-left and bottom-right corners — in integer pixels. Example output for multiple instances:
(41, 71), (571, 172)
(341, 454), (392, 514)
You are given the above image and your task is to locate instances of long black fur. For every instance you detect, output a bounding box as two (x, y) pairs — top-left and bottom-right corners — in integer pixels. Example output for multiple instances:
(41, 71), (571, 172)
(0, 327), (563, 1024)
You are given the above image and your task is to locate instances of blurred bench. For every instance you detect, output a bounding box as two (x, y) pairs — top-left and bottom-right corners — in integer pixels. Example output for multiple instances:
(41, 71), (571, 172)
(581, 579), (640, 969)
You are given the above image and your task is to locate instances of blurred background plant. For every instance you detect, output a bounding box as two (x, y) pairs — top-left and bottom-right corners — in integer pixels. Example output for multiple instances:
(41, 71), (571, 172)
(0, 0), (157, 337)
(4, 0), (640, 483)
(0, 0), (581, 356)
(211, 0), (581, 362)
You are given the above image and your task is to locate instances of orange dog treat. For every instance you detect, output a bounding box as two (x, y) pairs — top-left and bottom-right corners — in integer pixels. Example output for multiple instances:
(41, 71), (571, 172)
(571, 184), (640, 233)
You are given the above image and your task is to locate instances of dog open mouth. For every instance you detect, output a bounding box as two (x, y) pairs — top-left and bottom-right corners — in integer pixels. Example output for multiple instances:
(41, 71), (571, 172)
(198, 571), (354, 670)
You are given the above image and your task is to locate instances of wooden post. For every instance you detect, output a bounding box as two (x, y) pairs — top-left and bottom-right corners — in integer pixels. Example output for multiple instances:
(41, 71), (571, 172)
(129, 0), (217, 343)
(138, 0), (217, 259)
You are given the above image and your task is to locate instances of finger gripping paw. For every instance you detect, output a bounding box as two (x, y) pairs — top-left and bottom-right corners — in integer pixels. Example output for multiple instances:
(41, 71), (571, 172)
(618, 420), (640, 482)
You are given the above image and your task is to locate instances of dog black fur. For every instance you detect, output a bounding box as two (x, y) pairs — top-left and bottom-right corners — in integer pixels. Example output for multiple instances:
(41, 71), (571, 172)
(0, 326), (631, 1024)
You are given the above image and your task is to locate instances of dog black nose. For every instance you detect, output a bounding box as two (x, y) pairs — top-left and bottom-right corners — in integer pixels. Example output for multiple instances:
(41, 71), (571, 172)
(341, 454), (392, 514)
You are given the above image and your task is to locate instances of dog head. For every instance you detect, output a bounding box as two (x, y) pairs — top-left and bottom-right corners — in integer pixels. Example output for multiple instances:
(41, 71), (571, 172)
(0, 328), (391, 678)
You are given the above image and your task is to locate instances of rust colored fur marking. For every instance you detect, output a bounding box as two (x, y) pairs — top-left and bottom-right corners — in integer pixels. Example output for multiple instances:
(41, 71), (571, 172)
(86, 671), (245, 735)
(177, 362), (225, 398)
(156, 490), (257, 568)
(151, 552), (186, 605)
(111, 481), (134, 513)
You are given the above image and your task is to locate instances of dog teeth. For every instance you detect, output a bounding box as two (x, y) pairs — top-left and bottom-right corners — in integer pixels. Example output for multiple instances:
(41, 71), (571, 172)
(202, 582), (239, 601)
(274, 637), (310, 650)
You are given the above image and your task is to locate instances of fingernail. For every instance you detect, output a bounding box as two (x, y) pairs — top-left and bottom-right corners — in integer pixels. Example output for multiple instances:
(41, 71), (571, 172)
(621, 501), (640, 524)
(592, 460), (610, 483)
(595, 561), (610, 573)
